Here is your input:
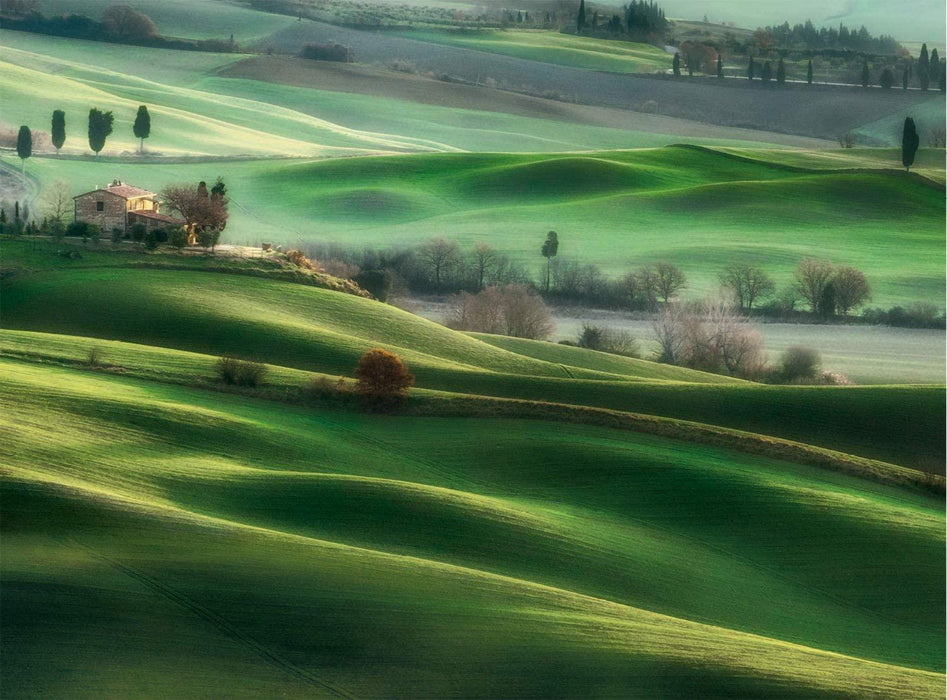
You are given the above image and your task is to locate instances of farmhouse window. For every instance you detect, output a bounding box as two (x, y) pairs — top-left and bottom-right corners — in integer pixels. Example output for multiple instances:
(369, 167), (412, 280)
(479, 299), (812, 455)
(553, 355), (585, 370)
(96, 201), (104, 211)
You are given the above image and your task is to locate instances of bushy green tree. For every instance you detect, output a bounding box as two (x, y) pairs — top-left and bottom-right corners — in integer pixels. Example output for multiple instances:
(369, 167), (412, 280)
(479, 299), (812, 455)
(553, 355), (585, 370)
(133, 105), (151, 154)
(880, 67), (894, 89)
(88, 108), (114, 155)
(16, 125), (31, 173)
(902, 117), (919, 171)
(51, 110), (66, 155)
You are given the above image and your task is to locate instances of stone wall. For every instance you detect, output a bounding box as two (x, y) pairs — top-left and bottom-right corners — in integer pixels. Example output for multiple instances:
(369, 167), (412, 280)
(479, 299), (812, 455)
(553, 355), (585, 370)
(74, 192), (127, 233)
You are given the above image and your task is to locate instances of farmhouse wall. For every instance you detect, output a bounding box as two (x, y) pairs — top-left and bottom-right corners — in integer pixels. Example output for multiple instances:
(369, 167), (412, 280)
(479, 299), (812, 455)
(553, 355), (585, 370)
(74, 192), (127, 233)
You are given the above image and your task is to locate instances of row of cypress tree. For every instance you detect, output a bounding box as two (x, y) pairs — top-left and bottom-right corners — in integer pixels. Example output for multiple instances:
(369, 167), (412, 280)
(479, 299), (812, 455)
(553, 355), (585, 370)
(16, 105), (152, 172)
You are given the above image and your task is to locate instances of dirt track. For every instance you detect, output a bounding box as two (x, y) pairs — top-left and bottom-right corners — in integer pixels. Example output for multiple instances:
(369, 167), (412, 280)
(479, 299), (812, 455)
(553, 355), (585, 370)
(253, 21), (945, 141)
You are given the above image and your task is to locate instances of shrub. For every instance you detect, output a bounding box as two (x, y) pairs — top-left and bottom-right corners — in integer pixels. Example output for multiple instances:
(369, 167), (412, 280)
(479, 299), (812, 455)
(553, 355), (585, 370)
(300, 43), (352, 62)
(354, 268), (393, 301)
(215, 356), (268, 387)
(87, 346), (102, 367)
(354, 348), (414, 404)
(778, 346), (820, 383)
(303, 375), (352, 402)
(169, 227), (189, 250)
(577, 323), (641, 357)
(65, 220), (100, 239)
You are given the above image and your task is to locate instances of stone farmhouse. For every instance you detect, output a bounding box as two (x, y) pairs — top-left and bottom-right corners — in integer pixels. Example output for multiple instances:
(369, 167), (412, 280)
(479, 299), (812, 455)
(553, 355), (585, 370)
(73, 179), (183, 237)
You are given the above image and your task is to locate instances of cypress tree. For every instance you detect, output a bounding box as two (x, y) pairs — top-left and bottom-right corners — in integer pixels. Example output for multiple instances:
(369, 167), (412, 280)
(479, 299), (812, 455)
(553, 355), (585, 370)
(776, 58), (786, 85)
(880, 67), (894, 89)
(133, 105), (151, 154)
(88, 108), (114, 156)
(902, 66), (909, 89)
(672, 52), (680, 77)
(747, 56), (755, 81)
(861, 61), (870, 87)
(760, 61), (772, 83)
(16, 126), (31, 174)
(51, 110), (66, 155)
(918, 43), (930, 90)
(576, 0), (585, 31)
(930, 48), (940, 84)
(806, 59), (813, 84)
(902, 117), (919, 172)
(716, 54), (723, 78)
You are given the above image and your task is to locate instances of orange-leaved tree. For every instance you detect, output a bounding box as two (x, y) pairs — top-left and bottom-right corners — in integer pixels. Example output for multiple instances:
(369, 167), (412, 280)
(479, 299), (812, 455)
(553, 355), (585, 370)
(354, 349), (414, 403)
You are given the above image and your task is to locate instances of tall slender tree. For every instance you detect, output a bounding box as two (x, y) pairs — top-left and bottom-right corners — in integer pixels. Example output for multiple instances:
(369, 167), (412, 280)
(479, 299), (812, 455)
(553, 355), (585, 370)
(747, 56), (755, 81)
(16, 126), (31, 174)
(918, 43), (930, 90)
(930, 48), (940, 85)
(716, 54), (723, 78)
(133, 105), (151, 154)
(51, 110), (66, 155)
(861, 61), (870, 87)
(902, 117), (919, 172)
(88, 108), (114, 156)
(776, 58), (786, 85)
(576, 0), (585, 31)
(806, 59), (813, 84)
(902, 66), (909, 89)
(541, 230), (559, 292)
(672, 52), (680, 76)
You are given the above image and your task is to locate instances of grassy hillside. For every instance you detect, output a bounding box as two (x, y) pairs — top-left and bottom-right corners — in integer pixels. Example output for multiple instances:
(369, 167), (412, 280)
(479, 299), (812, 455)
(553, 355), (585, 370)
(2, 358), (944, 697)
(12, 145), (941, 307)
(2, 246), (943, 470)
(397, 29), (672, 73)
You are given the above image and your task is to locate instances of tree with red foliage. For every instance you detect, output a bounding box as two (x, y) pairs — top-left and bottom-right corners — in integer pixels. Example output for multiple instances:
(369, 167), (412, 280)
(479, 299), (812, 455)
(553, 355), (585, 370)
(354, 349), (414, 406)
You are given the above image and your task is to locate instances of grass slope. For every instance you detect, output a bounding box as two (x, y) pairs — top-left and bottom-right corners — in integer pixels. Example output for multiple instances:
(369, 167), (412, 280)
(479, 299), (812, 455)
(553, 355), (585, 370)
(2, 249), (942, 470)
(2, 359), (944, 697)
(9, 145), (944, 307)
(397, 29), (672, 73)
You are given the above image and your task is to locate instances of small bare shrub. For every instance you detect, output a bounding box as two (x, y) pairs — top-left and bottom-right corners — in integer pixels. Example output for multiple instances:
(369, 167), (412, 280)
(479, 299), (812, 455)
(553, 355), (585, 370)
(929, 126), (946, 148)
(216, 356), (267, 387)
(838, 132), (855, 148)
(87, 346), (101, 367)
(777, 346), (820, 383)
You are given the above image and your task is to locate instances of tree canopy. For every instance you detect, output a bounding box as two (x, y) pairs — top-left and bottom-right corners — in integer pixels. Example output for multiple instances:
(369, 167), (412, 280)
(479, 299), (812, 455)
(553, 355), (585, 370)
(16, 126), (32, 171)
(51, 110), (65, 154)
(88, 108), (114, 155)
(902, 117), (919, 170)
(133, 105), (151, 153)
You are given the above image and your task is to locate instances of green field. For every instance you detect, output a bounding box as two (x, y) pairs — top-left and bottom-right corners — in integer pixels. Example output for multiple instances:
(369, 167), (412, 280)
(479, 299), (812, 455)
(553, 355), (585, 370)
(3, 237), (944, 695)
(10, 144), (943, 308)
(398, 29), (672, 73)
(2, 243), (943, 470)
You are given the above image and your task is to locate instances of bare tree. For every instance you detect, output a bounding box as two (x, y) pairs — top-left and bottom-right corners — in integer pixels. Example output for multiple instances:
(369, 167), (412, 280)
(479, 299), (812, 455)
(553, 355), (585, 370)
(161, 182), (228, 250)
(719, 264), (775, 310)
(418, 237), (461, 288)
(832, 266), (871, 316)
(503, 284), (554, 339)
(655, 262), (686, 304)
(793, 258), (835, 314)
(634, 266), (660, 311)
(42, 180), (72, 236)
(471, 242), (498, 291)
(448, 285), (552, 339)
(652, 303), (688, 364)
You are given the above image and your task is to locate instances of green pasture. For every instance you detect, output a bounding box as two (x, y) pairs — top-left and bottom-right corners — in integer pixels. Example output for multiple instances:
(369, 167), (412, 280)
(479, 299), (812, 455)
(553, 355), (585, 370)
(1, 358), (944, 697)
(398, 29), (672, 73)
(0, 35), (796, 157)
(11, 145), (942, 307)
(2, 249), (943, 470)
(30, 0), (297, 42)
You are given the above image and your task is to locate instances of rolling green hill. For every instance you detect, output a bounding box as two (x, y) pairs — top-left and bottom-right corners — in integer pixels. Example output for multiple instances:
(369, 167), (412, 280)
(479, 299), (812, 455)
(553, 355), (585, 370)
(2, 243), (943, 470)
(2, 358), (944, 697)
(11, 144), (941, 307)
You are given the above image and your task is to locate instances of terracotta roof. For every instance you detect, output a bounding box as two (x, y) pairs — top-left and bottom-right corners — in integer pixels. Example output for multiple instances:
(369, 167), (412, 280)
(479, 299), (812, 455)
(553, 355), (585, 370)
(74, 184), (156, 200)
(129, 211), (182, 224)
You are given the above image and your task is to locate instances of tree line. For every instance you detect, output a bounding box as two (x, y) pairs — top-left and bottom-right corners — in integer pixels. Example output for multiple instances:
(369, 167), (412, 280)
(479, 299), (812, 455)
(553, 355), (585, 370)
(15, 104), (153, 171)
(1, 3), (239, 53)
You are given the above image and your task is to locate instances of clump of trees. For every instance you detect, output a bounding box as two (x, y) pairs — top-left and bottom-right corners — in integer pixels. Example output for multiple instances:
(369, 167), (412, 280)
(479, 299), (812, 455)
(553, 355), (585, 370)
(448, 284), (554, 339)
(299, 43), (353, 62)
(574, 323), (640, 357)
(161, 178), (229, 251)
(794, 258), (871, 318)
(652, 298), (766, 378)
